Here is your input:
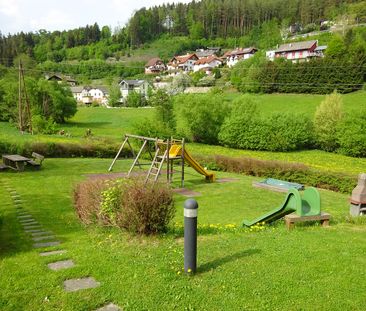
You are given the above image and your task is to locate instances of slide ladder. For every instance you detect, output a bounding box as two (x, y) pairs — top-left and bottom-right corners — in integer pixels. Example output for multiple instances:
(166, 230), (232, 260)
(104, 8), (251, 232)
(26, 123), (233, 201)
(145, 147), (168, 184)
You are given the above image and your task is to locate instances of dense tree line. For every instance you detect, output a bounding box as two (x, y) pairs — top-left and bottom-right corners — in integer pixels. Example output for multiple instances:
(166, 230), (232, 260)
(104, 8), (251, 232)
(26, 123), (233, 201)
(38, 59), (144, 80)
(0, 23), (127, 66)
(127, 0), (365, 45)
(1, 0), (364, 67)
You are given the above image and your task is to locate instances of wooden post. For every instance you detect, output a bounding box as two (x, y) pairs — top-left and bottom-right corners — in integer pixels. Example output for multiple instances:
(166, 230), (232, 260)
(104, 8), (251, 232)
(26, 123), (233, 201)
(167, 138), (170, 183)
(127, 139), (147, 177)
(181, 138), (185, 188)
(20, 63), (32, 134)
(108, 136), (128, 171)
(18, 62), (23, 133)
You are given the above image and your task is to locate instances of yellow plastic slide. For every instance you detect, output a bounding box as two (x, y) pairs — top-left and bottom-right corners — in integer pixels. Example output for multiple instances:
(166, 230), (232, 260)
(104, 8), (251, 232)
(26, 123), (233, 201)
(169, 145), (215, 182)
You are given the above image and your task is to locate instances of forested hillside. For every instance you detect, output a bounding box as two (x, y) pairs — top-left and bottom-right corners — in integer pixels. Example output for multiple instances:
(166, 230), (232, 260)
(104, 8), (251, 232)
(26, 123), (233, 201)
(128, 0), (365, 44)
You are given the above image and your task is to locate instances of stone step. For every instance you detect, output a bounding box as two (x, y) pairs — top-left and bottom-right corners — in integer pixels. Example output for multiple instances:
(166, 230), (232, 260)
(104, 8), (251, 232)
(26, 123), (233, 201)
(64, 277), (100, 292)
(39, 250), (67, 257)
(47, 259), (75, 271)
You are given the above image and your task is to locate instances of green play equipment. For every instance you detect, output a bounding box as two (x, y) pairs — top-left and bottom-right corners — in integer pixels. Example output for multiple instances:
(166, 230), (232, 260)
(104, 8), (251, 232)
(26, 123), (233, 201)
(243, 187), (321, 227)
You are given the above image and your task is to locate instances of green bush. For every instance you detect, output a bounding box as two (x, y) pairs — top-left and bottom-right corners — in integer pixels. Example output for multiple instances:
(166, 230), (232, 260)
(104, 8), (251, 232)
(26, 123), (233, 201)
(133, 89), (176, 139)
(176, 93), (229, 144)
(314, 91), (344, 151)
(197, 154), (357, 194)
(0, 139), (130, 158)
(219, 96), (314, 151)
(126, 91), (146, 107)
(74, 178), (175, 235)
(31, 115), (57, 134)
(337, 112), (366, 157)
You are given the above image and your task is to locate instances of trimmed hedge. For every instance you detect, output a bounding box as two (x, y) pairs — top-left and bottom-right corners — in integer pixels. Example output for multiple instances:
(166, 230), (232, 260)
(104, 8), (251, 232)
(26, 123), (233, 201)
(0, 140), (131, 158)
(196, 154), (357, 194)
(218, 97), (314, 152)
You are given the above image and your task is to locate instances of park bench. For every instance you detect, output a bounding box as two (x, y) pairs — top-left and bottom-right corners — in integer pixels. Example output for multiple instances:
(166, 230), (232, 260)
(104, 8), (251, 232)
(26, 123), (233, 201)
(0, 163), (8, 171)
(27, 152), (45, 169)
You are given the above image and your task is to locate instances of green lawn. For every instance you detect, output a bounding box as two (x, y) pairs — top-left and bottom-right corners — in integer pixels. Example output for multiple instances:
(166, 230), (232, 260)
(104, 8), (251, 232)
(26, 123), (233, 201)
(1, 158), (366, 310)
(223, 90), (366, 116)
(1, 90), (365, 175)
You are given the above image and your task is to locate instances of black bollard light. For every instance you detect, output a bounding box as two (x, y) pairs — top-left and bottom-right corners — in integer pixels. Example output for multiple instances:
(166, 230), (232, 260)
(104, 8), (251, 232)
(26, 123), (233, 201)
(184, 198), (198, 274)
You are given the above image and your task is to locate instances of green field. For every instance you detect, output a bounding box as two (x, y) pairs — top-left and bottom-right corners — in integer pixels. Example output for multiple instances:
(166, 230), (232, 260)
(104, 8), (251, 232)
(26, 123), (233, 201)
(1, 91), (366, 310)
(1, 90), (365, 175)
(1, 158), (365, 310)
(222, 90), (366, 116)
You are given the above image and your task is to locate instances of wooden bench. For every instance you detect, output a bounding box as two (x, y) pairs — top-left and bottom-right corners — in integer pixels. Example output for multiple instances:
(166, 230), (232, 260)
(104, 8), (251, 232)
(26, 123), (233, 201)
(27, 152), (45, 169)
(284, 212), (331, 230)
(0, 163), (9, 171)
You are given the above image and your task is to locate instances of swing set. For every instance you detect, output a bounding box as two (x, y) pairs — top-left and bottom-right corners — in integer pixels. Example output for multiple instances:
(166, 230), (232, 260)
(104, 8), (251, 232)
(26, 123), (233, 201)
(108, 134), (215, 186)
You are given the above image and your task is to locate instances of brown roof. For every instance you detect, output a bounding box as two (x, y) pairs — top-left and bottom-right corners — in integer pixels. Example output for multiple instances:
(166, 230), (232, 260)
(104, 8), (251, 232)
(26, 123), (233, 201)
(275, 40), (317, 53)
(230, 47), (257, 56)
(195, 55), (223, 65)
(145, 57), (164, 67)
(169, 53), (198, 65)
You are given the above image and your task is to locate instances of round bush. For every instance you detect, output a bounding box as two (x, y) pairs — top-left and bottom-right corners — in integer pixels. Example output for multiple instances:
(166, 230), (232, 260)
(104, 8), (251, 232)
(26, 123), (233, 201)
(74, 177), (175, 235)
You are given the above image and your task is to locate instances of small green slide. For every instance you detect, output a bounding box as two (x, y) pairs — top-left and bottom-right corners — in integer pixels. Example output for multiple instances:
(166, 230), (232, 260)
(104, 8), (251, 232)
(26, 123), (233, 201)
(243, 187), (321, 227)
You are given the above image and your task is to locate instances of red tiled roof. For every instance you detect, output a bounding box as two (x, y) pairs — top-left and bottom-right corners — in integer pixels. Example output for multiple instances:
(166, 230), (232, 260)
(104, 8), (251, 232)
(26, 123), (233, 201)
(168, 53), (198, 65)
(194, 55), (223, 65)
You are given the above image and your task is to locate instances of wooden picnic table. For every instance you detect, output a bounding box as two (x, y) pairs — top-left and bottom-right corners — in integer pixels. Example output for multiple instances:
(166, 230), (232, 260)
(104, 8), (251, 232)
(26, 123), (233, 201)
(2, 154), (30, 172)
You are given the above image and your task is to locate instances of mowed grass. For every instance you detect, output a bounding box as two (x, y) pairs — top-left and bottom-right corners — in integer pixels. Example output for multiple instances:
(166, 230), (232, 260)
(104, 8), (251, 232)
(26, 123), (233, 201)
(1, 90), (365, 175)
(223, 90), (366, 116)
(1, 158), (366, 310)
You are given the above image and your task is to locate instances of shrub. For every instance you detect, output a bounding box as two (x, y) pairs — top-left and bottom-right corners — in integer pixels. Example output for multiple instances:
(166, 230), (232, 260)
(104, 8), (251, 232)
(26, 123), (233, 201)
(219, 96), (314, 151)
(74, 179), (108, 225)
(0, 139), (130, 158)
(314, 91), (343, 151)
(133, 89), (176, 139)
(196, 154), (357, 194)
(74, 177), (175, 235)
(176, 93), (229, 144)
(31, 115), (57, 134)
(337, 112), (366, 157)
(126, 91), (146, 107)
(117, 179), (175, 234)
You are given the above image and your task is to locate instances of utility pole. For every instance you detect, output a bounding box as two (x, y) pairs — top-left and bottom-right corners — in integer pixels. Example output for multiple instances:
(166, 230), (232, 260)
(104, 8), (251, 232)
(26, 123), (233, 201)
(18, 61), (23, 133)
(18, 60), (33, 134)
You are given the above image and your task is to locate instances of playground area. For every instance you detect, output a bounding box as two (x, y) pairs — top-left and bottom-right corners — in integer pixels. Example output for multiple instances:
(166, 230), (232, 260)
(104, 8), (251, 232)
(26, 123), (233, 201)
(1, 156), (366, 310)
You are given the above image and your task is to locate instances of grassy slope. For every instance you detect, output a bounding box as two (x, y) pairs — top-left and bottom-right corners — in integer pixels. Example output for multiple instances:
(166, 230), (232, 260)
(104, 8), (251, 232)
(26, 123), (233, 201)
(1, 90), (365, 174)
(223, 90), (366, 116)
(1, 159), (366, 310)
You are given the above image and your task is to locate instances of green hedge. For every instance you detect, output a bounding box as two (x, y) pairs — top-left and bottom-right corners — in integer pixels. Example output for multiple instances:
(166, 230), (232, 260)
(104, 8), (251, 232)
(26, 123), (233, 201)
(0, 140), (131, 158)
(196, 154), (357, 194)
(337, 113), (366, 157)
(219, 105), (314, 152)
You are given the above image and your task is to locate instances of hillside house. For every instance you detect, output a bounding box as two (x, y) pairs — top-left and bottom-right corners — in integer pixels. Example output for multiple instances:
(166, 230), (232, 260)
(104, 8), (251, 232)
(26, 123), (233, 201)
(45, 74), (77, 86)
(145, 57), (166, 74)
(193, 55), (223, 73)
(195, 47), (221, 58)
(225, 47), (258, 67)
(167, 53), (199, 73)
(71, 86), (109, 105)
(266, 40), (326, 62)
(119, 79), (149, 101)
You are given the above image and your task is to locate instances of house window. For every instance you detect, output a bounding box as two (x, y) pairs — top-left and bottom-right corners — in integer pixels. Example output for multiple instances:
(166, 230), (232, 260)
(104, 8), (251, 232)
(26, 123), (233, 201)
(292, 52), (295, 58)
(299, 51), (303, 58)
